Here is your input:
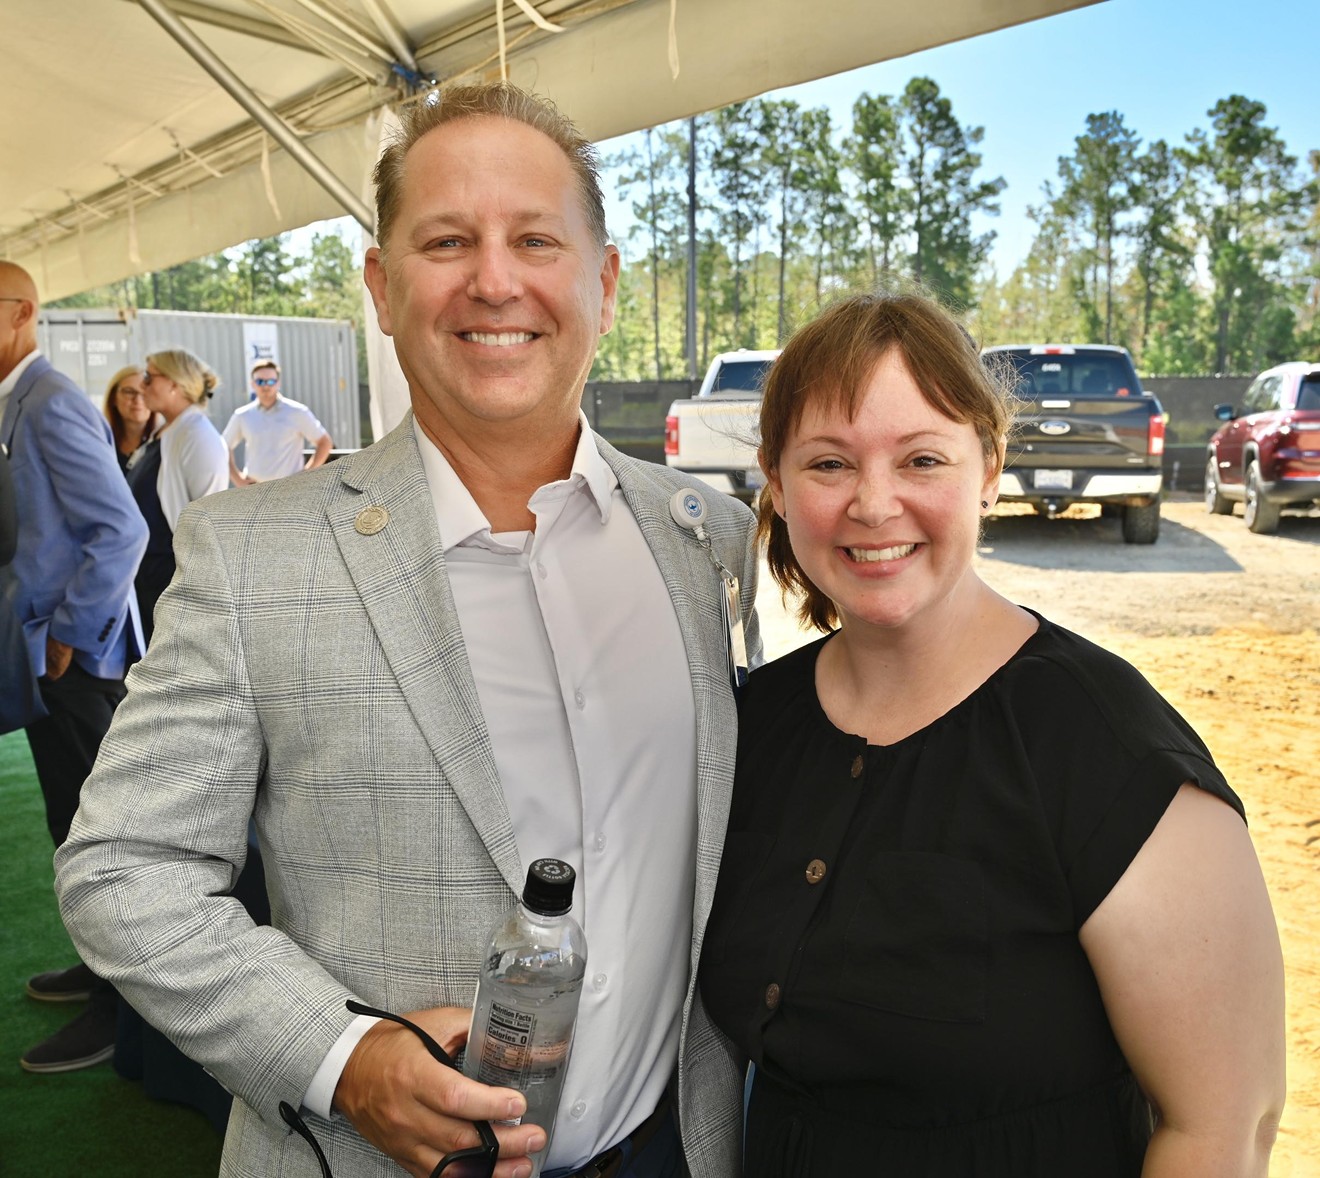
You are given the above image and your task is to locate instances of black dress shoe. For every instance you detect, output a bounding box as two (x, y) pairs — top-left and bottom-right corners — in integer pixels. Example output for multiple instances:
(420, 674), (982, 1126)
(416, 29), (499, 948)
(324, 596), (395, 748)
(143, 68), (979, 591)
(25, 962), (95, 1003)
(20, 1003), (117, 1073)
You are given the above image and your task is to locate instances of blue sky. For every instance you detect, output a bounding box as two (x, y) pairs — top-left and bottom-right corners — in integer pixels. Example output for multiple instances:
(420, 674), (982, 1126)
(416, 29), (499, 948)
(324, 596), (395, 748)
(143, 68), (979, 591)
(597, 0), (1319, 276)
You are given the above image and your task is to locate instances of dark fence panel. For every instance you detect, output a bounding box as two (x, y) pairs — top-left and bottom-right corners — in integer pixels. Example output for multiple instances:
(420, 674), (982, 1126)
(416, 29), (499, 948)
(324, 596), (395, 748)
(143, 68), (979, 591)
(1145, 376), (1253, 492)
(580, 380), (695, 463)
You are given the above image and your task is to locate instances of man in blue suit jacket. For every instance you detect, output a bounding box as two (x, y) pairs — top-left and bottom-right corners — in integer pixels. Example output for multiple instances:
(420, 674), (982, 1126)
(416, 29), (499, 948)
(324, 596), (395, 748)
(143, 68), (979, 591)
(0, 262), (148, 1073)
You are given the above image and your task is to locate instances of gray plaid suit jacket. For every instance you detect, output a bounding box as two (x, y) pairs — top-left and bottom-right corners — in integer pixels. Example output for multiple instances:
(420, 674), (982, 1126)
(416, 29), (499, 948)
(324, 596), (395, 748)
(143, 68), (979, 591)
(56, 415), (760, 1177)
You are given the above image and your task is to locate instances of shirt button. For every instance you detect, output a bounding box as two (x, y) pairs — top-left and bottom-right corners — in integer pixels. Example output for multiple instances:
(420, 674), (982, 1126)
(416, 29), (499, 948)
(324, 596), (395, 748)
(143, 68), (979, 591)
(850, 754), (864, 779)
(570, 1100), (588, 1119)
(593, 972), (608, 992)
(765, 982), (781, 1010)
(574, 690), (585, 709)
(805, 859), (827, 885)
(593, 832), (606, 852)
(536, 562), (547, 579)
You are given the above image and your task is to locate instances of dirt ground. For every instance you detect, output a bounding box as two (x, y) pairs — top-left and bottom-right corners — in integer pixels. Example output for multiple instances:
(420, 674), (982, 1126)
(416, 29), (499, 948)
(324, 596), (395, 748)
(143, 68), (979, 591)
(754, 494), (1320, 1175)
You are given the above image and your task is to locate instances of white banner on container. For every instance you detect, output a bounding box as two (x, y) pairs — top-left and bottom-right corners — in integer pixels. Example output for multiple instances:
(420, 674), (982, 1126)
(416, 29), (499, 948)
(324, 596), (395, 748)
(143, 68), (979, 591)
(242, 320), (280, 388)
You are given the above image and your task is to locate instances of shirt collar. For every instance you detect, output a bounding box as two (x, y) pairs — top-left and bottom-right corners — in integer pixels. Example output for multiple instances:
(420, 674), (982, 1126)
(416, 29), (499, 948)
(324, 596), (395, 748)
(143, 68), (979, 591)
(412, 411), (617, 555)
(0, 348), (42, 404)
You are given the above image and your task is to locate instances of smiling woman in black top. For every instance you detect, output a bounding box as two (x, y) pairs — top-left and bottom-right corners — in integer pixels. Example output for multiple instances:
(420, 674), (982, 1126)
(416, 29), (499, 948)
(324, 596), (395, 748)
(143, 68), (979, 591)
(699, 291), (1285, 1178)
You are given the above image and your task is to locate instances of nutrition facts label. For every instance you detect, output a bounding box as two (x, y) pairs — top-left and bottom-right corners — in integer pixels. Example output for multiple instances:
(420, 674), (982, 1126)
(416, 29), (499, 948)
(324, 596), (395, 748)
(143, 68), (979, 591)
(477, 1001), (535, 1087)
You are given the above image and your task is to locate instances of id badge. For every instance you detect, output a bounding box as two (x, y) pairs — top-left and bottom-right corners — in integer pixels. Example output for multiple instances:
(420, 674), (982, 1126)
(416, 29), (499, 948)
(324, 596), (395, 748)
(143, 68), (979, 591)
(723, 574), (748, 692)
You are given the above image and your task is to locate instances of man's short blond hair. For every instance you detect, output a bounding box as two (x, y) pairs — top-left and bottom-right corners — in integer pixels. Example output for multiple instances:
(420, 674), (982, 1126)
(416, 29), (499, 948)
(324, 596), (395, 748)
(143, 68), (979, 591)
(373, 81), (608, 258)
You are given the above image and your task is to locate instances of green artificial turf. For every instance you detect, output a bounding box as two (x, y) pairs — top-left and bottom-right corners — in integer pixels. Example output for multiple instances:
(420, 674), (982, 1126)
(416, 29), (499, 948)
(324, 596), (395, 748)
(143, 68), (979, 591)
(0, 731), (224, 1175)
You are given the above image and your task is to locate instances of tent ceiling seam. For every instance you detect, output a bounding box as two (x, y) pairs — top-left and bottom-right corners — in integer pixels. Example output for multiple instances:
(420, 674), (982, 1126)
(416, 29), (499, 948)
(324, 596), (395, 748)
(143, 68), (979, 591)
(1, 0), (639, 260)
(279, 0), (393, 61)
(240, 0), (385, 76)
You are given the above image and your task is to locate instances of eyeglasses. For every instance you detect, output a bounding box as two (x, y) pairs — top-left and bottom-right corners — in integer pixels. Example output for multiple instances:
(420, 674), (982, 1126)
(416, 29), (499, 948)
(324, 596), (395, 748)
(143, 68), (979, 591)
(279, 1000), (498, 1178)
(118, 388), (148, 401)
(253, 377), (279, 387)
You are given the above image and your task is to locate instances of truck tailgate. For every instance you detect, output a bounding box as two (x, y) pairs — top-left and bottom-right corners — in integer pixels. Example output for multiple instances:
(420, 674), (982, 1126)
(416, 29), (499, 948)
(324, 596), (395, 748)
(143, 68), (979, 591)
(1011, 399), (1158, 470)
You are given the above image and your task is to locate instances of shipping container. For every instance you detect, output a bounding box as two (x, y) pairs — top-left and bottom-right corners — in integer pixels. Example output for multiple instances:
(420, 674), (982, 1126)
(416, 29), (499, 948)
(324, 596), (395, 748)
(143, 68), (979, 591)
(37, 307), (360, 450)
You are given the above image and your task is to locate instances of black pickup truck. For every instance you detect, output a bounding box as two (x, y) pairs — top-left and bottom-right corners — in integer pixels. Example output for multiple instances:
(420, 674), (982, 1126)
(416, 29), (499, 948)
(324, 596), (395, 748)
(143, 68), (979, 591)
(984, 345), (1166, 544)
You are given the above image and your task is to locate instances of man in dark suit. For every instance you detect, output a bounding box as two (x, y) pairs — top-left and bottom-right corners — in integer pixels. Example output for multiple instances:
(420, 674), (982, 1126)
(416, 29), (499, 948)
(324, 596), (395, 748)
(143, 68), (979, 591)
(0, 261), (148, 1072)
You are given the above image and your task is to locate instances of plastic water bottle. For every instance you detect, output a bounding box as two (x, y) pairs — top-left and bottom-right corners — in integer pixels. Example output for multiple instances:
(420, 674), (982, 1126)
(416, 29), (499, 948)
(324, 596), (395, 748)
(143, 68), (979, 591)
(464, 858), (587, 1176)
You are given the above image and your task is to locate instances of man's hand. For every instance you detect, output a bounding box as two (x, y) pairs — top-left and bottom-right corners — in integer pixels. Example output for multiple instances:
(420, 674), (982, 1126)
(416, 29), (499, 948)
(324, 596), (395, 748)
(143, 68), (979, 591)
(45, 637), (73, 681)
(334, 1005), (546, 1178)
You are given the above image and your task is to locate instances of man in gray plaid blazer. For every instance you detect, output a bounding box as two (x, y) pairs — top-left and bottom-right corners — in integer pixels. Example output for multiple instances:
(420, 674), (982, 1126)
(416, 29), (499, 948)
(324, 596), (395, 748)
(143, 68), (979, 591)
(56, 83), (758, 1178)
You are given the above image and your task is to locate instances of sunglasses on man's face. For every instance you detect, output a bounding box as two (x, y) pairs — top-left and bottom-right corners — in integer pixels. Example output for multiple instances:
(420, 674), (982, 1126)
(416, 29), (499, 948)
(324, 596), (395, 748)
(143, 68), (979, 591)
(279, 1001), (499, 1178)
(253, 377), (279, 387)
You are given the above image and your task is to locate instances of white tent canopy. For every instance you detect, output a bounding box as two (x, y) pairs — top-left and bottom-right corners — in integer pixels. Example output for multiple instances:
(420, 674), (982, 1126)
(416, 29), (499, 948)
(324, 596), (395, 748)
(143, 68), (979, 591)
(5, 0), (1098, 303)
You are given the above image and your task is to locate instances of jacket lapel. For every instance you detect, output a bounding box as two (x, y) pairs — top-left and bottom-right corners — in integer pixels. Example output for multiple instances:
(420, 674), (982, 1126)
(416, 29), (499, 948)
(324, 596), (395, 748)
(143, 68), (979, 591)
(326, 416), (522, 894)
(1, 355), (48, 450)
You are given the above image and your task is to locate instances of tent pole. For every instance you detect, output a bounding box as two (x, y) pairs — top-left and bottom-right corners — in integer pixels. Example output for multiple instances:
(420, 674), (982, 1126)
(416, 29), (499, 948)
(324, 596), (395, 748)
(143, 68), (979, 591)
(136, 0), (376, 233)
(358, 0), (418, 72)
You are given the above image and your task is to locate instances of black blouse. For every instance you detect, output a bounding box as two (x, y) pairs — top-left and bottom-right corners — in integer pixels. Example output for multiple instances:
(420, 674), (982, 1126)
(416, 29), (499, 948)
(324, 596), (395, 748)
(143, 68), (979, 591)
(700, 612), (1242, 1177)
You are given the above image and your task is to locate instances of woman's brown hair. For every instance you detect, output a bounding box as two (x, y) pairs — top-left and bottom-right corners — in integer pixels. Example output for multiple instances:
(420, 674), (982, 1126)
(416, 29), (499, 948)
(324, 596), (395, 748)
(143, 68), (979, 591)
(758, 290), (1017, 633)
(102, 366), (148, 452)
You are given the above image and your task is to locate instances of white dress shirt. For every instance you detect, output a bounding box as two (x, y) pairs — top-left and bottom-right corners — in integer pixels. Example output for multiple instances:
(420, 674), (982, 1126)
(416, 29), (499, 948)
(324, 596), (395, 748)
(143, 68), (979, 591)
(0, 348), (42, 429)
(306, 416), (698, 1171)
(222, 395), (328, 481)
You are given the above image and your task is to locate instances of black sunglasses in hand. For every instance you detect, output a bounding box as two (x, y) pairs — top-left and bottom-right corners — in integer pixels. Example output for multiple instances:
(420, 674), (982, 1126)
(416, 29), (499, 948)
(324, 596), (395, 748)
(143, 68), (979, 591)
(279, 1000), (500, 1178)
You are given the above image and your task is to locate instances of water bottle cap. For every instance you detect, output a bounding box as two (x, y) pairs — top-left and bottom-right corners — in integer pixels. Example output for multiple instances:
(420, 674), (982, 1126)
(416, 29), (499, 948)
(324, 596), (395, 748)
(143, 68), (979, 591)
(523, 858), (576, 915)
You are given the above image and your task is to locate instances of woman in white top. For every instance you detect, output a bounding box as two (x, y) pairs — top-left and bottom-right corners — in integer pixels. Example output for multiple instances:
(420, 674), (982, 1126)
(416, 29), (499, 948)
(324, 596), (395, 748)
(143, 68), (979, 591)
(127, 348), (228, 643)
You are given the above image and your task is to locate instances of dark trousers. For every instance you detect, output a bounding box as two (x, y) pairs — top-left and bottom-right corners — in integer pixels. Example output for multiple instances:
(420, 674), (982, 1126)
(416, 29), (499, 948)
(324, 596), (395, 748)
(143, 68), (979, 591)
(542, 1107), (683, 1178)
(25, 661), (125, 1002)
(25, 661), (125, 848)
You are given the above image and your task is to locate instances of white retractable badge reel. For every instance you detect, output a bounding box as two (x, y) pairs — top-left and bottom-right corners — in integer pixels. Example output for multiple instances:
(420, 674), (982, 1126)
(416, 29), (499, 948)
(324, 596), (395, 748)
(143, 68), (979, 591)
(670, 489), (749, 692)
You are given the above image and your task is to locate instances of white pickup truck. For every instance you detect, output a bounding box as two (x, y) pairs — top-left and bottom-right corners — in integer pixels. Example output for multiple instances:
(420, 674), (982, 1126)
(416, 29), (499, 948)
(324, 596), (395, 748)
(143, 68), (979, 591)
(663, 350), (779, 501)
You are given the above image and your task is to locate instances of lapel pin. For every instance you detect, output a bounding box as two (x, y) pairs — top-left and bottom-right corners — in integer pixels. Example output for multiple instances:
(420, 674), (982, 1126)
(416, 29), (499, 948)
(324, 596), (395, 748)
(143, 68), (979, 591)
(354, 505), (389, 536)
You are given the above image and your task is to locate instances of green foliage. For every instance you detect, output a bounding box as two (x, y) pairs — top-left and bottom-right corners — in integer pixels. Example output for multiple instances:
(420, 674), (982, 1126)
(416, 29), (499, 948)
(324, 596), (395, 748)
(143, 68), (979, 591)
(899, 77), (1005, 307)
(1177, 95), (1316, 371)
(596, 80), (1007, 378)
(51, 86), (1320, 386)
(50, 228), (370, 383)
(846, 92), (905, 284)
(1051, 111), (1140, 343)
(977, 94), (1316, 373)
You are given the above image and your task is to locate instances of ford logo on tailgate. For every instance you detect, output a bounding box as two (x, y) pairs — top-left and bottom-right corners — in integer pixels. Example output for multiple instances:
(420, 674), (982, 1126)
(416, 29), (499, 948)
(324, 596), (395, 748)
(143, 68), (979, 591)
(1039, 420), (1072, 436)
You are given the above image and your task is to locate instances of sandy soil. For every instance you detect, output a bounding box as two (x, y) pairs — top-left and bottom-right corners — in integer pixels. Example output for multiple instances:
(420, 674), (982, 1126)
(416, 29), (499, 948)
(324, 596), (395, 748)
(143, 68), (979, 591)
(754, 494), (1320, 1175)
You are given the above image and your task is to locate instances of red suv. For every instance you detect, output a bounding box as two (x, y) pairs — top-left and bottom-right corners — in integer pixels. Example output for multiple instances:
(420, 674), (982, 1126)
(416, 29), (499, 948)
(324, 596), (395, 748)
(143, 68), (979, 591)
(1205, 362), (1320, 533)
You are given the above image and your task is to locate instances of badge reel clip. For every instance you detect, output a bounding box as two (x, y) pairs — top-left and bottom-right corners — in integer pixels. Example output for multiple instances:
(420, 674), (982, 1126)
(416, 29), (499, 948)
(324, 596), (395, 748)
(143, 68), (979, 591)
(670, 489), (749, 691)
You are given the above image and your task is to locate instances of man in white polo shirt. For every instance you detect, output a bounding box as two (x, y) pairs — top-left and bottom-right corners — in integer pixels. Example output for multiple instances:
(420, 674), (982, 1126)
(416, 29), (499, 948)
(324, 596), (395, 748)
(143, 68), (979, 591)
(223, 359), (333, 485)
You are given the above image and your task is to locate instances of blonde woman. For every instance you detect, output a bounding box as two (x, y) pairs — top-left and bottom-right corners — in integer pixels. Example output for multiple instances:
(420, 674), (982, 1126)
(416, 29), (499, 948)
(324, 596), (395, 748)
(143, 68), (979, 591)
(102, 366), (159, 473)
(128, 348), (227, 641)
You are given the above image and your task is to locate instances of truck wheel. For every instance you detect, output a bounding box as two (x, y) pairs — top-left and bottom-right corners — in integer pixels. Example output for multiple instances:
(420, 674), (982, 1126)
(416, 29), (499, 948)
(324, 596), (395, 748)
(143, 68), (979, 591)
(1244, 461), (1281, 535)
(1204, 456), (1233, 515)
(1121, 499), (1161, 544)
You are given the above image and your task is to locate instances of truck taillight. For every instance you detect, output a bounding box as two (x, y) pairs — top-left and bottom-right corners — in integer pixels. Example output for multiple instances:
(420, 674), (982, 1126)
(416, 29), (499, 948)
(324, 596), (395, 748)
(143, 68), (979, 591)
(665, 415), (679, 456)
(1148, 414), (1166, 457)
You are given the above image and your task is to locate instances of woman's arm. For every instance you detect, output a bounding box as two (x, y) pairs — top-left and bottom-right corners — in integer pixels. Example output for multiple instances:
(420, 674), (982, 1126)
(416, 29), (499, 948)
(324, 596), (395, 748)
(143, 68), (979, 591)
(1079, 783), (1285, 1177)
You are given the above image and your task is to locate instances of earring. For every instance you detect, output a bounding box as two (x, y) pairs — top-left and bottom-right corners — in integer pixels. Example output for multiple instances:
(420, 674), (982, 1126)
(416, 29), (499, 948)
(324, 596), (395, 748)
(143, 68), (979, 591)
(981, 500), (989, 509)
